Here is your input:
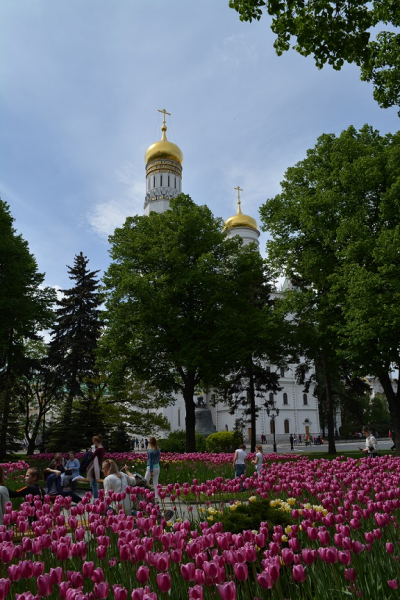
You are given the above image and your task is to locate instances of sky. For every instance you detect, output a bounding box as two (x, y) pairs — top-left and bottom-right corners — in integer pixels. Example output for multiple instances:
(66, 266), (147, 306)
(1, 0), (399, 293)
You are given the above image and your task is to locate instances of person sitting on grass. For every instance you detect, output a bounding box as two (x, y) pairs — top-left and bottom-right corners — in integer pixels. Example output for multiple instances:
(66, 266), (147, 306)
(43, 468), (81, 504)
(102, 459), (152, 515)
(8, 467), (45, 501)
(359, 426), (379, 458)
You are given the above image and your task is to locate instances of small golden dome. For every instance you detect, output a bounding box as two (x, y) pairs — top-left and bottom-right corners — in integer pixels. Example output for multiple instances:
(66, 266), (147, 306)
(145, 123), (183, 166)
(224, 200), (259, 232)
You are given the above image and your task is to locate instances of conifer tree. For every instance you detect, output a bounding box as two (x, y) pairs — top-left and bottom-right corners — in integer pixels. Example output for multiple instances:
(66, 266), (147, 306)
(47, 252), (104, 448)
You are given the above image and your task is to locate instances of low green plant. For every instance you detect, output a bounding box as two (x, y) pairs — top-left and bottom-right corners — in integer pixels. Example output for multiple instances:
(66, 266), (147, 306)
(217, 498), (293, 534)
(205, 431), (243, 453)
(159, 430), (207, 452)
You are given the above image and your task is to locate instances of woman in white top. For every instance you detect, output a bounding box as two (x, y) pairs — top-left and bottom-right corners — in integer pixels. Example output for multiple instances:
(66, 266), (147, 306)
(102, 459), (152, 515)
(0, 466), (10, 525)
(251, 444), (263, 476)
(359, 426), (379, 458)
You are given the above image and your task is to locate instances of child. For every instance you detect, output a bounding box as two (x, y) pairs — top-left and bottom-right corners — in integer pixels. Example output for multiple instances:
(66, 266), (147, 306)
(251, 445), (264, 476)
(8, 467), (45, 501)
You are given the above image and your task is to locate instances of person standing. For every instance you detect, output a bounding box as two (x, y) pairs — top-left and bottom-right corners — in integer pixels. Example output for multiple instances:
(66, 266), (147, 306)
(359, 426), (379, 458)
(0, 466), (10, 525)
(233, 444), (247, 480)
(86, 434), (105, 501)
(251, 445), (263, 476)
(144, 437), (161, 502)
(290, 433), (294, 451)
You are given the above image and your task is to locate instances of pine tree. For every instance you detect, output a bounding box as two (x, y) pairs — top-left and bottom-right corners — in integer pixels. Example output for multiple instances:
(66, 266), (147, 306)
(47, 252), (104, 448)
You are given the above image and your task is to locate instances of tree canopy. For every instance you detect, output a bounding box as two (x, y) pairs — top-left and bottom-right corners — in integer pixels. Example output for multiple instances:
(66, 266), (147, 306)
(229, 0), (400, 113)
(259, 124), (400, 453)
(101, 194), (271, 451)
(0, 200), (56, 458)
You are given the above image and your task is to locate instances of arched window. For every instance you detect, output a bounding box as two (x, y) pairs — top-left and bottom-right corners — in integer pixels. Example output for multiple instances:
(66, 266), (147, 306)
(225, 424), (228, 431)
(178, 408), (181, 427)
(269, 393), (274, 403)
(280, 367), (285, 377)
(283, 393), (288, 405)
(303, 394), (308, 405)
(270, 420), (275, 434)
(284, 419), (290, 434)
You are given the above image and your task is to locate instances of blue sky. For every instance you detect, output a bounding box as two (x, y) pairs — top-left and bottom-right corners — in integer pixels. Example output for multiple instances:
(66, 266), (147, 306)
(1, 1), (398, 292)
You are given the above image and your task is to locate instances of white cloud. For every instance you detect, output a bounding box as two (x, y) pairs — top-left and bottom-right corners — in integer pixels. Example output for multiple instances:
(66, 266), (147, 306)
(87, 162), (145, 238)
(214, 34), (258, 67)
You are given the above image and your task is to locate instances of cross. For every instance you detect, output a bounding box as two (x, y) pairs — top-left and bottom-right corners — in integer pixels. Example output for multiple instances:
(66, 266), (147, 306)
(234, 186), (243, 205)
(158, 108), (171, 126)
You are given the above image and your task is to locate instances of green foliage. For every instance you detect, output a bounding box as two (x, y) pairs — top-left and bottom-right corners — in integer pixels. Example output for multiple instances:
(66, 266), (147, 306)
(0, 200), (56, 458)
(229, 0), (400, 112)
(101, 194), (269, 452)
(47, 252), (105, 448)
(260, 124), (400, 453)
(217, 498), (293, 535)
(205, 431), (243, 453)
(160, 430), (207, 453)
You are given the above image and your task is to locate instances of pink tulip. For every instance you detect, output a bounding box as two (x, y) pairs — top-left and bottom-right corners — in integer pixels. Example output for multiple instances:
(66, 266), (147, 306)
(189, 585), (204, 600)
(281, 548), (294, 565)
(0, 579), (11, 600)
(37, 574), (53, 597)
(82, 561), (95, 578)
(293, 565), (306, 583)
(91, 568), (105, 584)
(113, 585), (128, 600)
(388, 580), (398, 589)
(157, 573), (171, 593)
(345, 568), (356, 582)
(233, 562), (248, 581)
(70, 572), (84, 588)
(33, 562), (44, 577)
(181, 562), (196, 581)
(96, 545), (108, 560)
(137, 566), (149, 585)
(8, 564), (21, 582)
(216, 581), (236, 600)
(386, 542), (395, 554)
(257, 571), (273, 589)
(59, 582), (72, 600)
(94, 582), (110, 599)
(194, 569), (206, 586)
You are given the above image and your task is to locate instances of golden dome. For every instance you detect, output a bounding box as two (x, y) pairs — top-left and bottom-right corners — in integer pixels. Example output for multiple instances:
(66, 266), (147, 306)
(224, 200), (259, 232)
(145, 123), (183, 166)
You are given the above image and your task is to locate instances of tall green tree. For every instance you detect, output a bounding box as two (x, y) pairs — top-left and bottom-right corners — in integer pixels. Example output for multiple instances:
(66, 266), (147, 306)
(229, 0), (400, 113)
(260, 124), (400, 454)
(47, 252), (104, 447)
(101, 194), (269, 452)
(0, 200), (56, 458)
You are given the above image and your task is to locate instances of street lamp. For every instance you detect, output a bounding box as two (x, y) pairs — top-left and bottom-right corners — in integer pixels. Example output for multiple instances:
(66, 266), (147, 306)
(266, 400), (279, 453)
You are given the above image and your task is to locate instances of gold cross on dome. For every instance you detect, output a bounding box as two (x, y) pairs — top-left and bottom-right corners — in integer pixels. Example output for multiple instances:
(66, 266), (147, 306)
(234, 186), (243, 205)
(158, 108), (171, 126)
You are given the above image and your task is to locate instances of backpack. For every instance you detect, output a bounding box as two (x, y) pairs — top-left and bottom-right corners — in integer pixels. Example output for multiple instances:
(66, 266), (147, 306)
(79, 450), (93, 475)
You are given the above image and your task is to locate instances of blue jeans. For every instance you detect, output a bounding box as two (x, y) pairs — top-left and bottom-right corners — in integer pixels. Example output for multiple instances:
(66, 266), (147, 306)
(91, 478), (98, 501)
(235, 464), (246, 478)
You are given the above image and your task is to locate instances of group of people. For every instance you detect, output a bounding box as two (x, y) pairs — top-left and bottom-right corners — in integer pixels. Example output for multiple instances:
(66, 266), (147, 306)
(232, 443), (264, 490)
(133, 437), (149, 451)
(0, 434), (162, 524)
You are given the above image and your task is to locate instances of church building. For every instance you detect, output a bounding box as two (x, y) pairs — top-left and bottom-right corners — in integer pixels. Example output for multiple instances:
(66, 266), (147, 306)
(140, 110), (327, 444)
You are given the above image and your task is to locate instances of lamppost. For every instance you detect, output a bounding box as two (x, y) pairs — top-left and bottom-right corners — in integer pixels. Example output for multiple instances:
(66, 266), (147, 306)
(266, 401), (279, 453)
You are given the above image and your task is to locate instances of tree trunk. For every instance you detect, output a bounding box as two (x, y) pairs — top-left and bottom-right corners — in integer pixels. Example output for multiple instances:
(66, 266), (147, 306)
(249, 364), (256, 453)
(379, 370), (400, 457)
(321, 350), (337, 455)
(0, 392), (10, 459)
(183, 373), (196, 452)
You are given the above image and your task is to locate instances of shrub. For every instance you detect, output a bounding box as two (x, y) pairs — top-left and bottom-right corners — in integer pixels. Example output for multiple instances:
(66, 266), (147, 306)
(159, 430), (207, 452)
(217, 498), (293, 535)
(205, 431), (243, 453)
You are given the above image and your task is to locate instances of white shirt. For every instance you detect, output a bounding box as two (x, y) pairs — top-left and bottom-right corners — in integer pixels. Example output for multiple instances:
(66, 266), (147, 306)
(104, 472), (136, 515)
(365, 434), (378, 453)
(235, 449), (247, 465)
(255, 452), (263, 469)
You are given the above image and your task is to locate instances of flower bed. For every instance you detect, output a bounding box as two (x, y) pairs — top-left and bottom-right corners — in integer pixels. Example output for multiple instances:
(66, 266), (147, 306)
(0, 454), (399, 599)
